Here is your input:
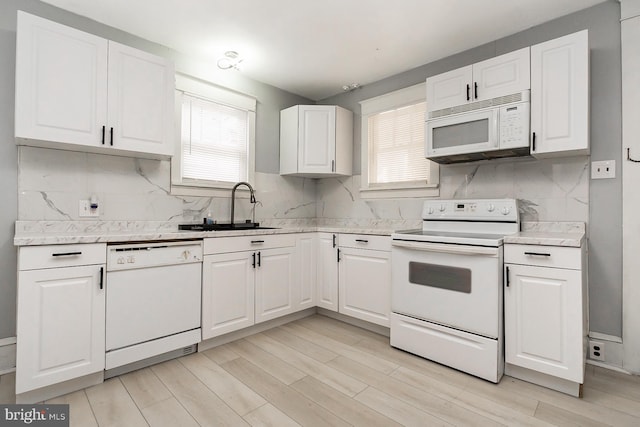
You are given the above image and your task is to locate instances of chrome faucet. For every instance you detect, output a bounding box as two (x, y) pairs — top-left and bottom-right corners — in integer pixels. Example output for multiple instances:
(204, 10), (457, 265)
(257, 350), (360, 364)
(230, 182), (256, 226)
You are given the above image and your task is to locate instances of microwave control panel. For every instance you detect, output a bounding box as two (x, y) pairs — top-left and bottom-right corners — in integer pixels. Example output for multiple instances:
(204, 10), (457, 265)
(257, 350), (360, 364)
(499, 103), (530, 149)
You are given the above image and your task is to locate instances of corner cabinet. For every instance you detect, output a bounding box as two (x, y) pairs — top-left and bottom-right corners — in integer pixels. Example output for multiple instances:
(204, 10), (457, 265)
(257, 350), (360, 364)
(530, 30), (589, 158)
(15, 11), (174, 159)
(16, 244), (106, 395)
(280, 105), (353, 177)
(504, 242), (587, 397)
(317, 233), (339, 311)
(426, 47), (530, 113)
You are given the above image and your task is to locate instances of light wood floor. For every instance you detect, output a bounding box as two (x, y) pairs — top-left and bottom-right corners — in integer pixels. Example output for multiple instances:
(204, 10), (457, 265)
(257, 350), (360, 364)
(2, 314), (640, 426)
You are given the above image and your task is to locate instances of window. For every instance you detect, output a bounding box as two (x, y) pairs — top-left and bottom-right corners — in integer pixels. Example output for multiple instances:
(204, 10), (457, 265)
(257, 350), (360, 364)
(360, 83), (439, 198)
(172, 74), (256, 196)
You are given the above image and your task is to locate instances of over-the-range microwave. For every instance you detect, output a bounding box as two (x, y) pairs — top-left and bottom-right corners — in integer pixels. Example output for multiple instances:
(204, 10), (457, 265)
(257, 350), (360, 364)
(425, 90), (530, 164)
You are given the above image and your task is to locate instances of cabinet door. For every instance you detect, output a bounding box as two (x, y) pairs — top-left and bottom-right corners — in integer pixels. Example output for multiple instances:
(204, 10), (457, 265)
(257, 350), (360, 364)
(505, 264), (584, 382)
(317, 233), (338, 311)
(202, 252), (254, 339)
(255, 247), (296, 323)
(15, 11), (108, 147)
(16, 265), (105, 394)
(426, 65), (472, 112)
(473, 47), (530, 101)
(339, 247), (391, 327)
(294, 234), (317, 312)
(531, 30), (589, 157)
(298, 106), (336, 174)
(107, 41), (174, 157)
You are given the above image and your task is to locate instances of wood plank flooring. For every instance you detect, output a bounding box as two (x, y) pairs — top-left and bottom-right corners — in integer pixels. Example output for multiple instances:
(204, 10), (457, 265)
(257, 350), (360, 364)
(2, 314), (640, 426)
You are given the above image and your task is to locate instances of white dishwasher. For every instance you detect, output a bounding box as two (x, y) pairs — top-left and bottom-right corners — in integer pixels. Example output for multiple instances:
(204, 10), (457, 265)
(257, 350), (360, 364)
(105, 240), (202, 376)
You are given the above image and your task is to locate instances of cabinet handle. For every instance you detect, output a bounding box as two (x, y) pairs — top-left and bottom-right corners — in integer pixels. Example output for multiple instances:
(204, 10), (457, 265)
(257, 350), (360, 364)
(355, 239), (369, 243)
(257, 251), (261, 267)
(99, 266), (104, 290)
(101, 126), (105, 145)
(331, 160), (335, 172)
(474, 82), (478, 99)
(466, 84), (470, 101)
(505, 266), (510, 287)
(524, 251), (551, 257)
(251, 240), (265, 244)
(532, 132), (536, 152)
(110, 127), (114, 146)
(332, 234), (336, 248)
(52, 251), (82, 257)
(337, 248), (341, 263)
(252, 252), (256, 268)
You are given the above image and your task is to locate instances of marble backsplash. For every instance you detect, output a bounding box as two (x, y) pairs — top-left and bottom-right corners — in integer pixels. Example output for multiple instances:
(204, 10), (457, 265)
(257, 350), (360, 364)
(18, 146), (589, 228)
(316, 156), (589, 224)
(18, 146), (317, 223)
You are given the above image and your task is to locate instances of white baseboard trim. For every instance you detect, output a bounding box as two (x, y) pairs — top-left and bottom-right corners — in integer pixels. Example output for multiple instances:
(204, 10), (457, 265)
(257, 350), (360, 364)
(0, 337), (16, 375)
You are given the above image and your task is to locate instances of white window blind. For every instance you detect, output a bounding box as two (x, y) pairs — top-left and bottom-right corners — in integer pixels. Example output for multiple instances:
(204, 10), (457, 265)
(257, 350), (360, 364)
(368, 101), (431, 185)
(181, 94), (249, 184)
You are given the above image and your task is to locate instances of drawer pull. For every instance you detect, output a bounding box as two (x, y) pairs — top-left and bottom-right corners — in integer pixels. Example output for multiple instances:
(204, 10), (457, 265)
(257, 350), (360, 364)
(251, 240), (265, 244)
(99, 267), (104, 290)
(52, 251), (82, 257)
(524, 251), (551, 257)
(355, 239), (369, 243)
(332, 234), (336, 248)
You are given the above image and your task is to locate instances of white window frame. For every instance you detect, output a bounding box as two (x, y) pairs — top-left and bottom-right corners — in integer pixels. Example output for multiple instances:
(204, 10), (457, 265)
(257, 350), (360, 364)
(360, 82), (439, 199)
(171, 73), (256, 197)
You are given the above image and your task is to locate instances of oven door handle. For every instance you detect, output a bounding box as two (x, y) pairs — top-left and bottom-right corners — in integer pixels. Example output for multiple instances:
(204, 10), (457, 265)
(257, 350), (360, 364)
(391, 240), (499, 256)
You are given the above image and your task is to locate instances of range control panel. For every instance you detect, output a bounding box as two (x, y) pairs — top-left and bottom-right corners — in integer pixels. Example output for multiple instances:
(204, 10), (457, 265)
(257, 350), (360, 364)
(422, 199), (519, 222)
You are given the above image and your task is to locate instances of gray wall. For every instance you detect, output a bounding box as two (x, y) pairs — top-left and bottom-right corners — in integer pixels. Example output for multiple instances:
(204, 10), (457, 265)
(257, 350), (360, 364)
(320, 1), (623, 337)
(0, 0), (311, 340)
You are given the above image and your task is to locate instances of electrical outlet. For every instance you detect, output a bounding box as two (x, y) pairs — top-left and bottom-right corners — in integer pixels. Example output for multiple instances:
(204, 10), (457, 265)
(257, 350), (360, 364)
(591, 160), (616, 179)
(79, 200), (99, 217)
(589, 341), (605, 361)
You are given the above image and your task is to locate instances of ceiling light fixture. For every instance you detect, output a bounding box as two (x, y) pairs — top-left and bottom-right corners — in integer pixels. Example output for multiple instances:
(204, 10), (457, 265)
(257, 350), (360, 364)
(217, 51), (243, 70)
(342, 83), (361, 92)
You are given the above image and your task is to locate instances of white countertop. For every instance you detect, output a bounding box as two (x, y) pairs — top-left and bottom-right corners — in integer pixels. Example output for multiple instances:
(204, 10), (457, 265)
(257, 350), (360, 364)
(504, 231), (585, 247)
(13, 222), (395, 246)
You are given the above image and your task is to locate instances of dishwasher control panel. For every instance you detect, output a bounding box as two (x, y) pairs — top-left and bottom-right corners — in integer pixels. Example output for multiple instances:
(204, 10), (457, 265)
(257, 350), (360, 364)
(107, 241), (203, 271)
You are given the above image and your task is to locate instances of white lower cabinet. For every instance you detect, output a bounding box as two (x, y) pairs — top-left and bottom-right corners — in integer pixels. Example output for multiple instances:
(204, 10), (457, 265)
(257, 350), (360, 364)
(295, 234), (317, 311)
(201, 251), (255, 339)
(317, 233), (339, 311)
(255, 246), (296, 323)
(201, 234), (297, 340)
(16, 244), (106, 394)
(338, 235), (391, 327)
(504, 243), (587, 396)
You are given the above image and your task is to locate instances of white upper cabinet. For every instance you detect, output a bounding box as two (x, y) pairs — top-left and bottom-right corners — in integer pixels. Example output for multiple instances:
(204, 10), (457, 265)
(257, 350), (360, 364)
(530, 30), (589, 158)
(107, 42), (174, 156)
(15, 11), (174, 159)
(280, 105), (353, 177)
(427, 47), (530, 113)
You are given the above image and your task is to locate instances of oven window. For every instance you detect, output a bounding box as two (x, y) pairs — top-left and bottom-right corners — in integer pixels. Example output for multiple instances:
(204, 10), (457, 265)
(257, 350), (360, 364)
(408, 261), (471, 293)
(431, 119), (489, 149)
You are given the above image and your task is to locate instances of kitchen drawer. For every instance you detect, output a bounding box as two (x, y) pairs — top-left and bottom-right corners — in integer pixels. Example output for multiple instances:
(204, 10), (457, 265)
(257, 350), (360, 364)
(204, 233), (296, 255)
(339, 234), (391, 252)
(504, 244), (582, 270)
(19, 243), (106, 270)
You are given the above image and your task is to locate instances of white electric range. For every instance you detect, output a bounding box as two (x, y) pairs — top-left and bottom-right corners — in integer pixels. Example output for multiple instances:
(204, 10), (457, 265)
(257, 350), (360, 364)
(390, 198), (519, 383)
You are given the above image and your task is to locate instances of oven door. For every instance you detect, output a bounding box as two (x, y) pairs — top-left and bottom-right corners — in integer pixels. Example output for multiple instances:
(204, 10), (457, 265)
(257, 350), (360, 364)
(391, 240), (502, 338)
(426, 108), (498, 159)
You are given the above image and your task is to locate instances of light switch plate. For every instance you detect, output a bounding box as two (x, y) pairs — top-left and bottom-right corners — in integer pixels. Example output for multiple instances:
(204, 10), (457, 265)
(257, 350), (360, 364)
(591, 160), (616, 179)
